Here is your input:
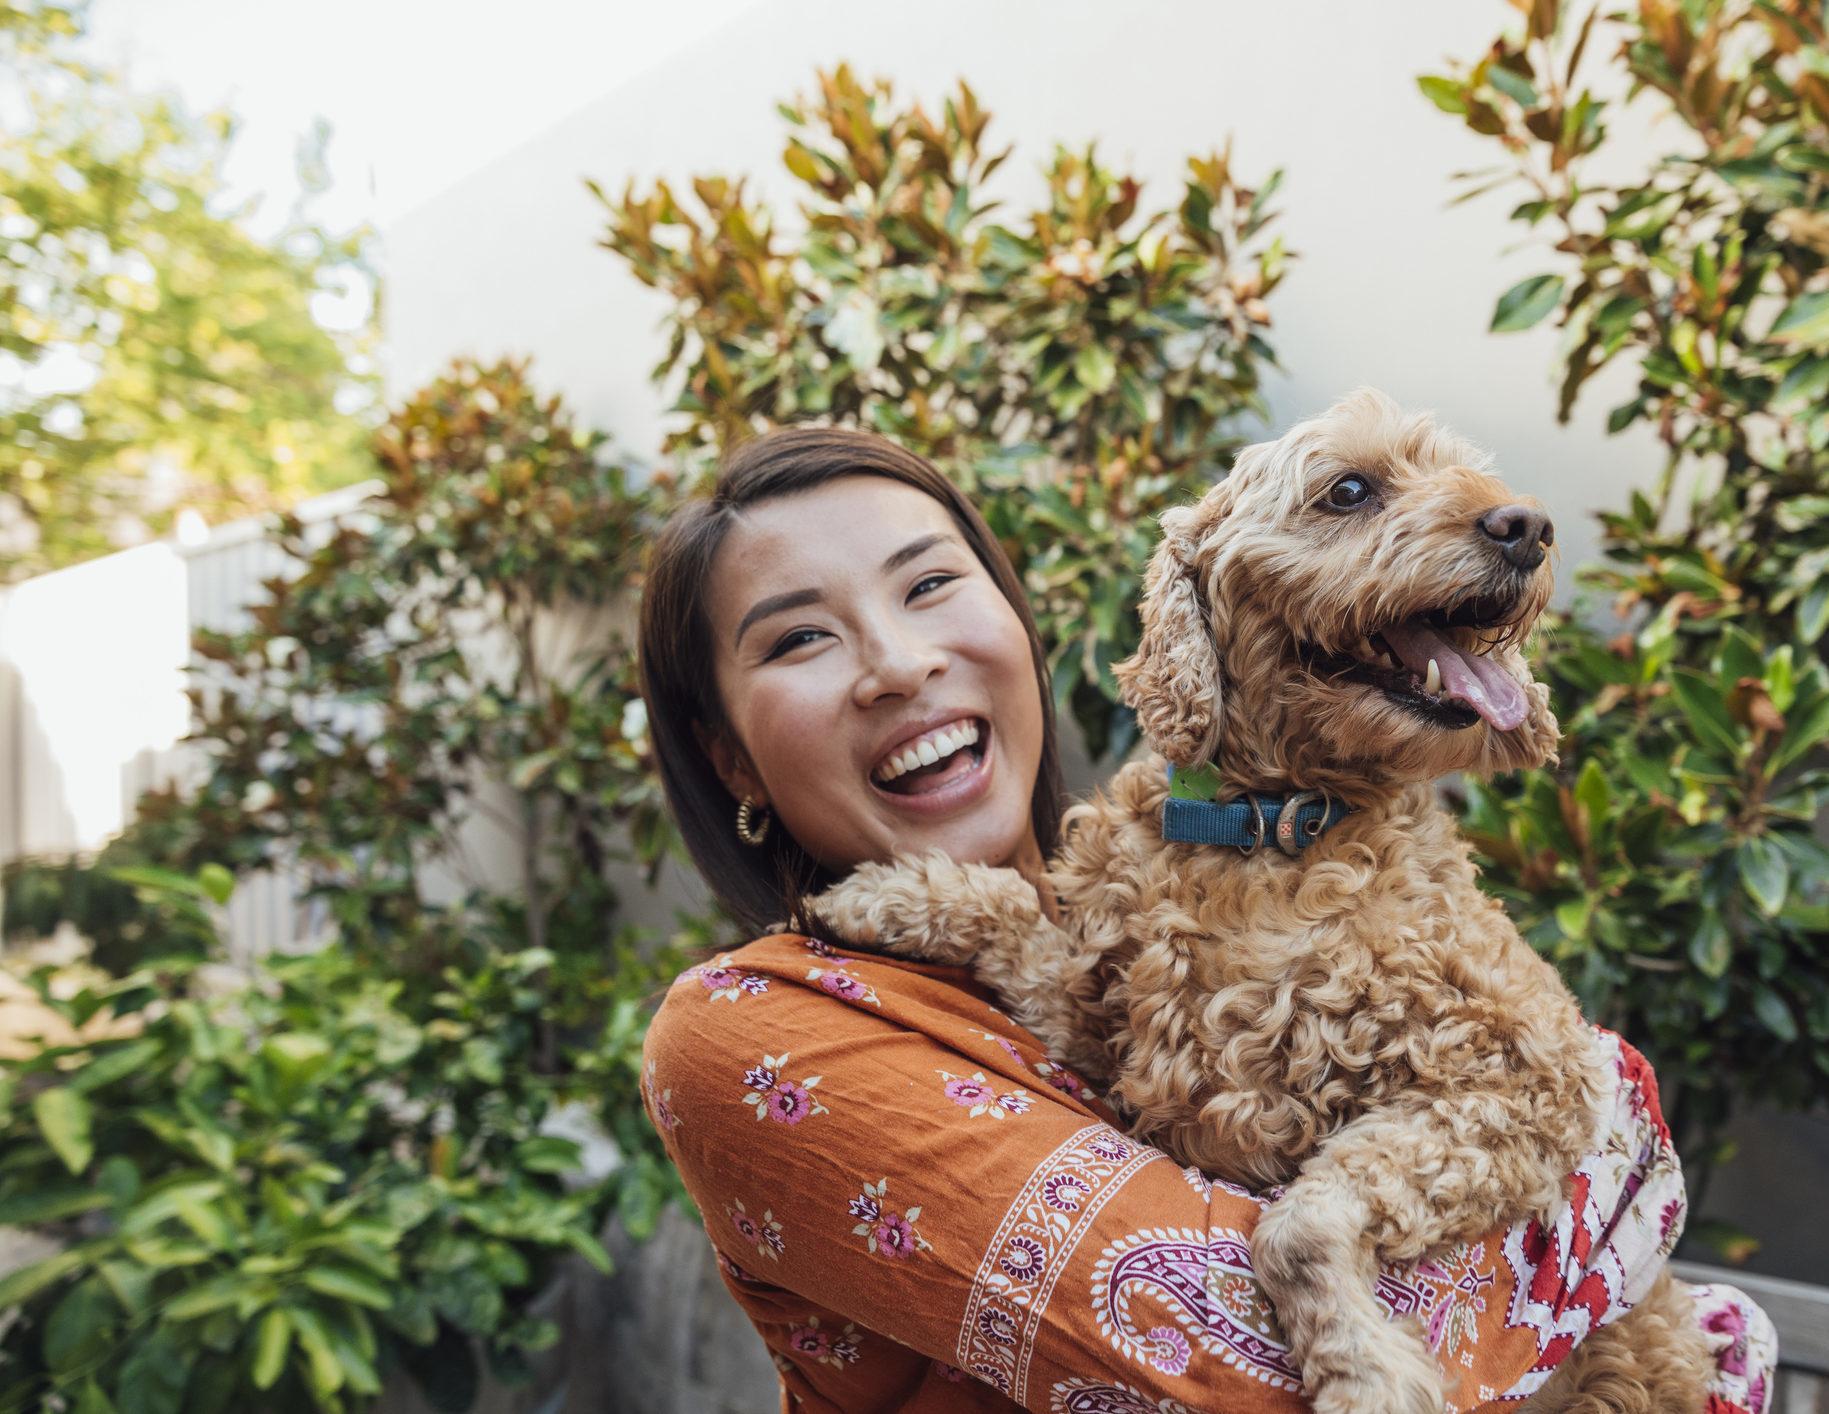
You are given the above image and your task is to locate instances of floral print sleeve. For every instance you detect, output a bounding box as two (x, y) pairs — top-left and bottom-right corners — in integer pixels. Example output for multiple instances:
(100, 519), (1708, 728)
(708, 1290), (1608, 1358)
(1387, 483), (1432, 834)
(641, 935), (1775, 1414)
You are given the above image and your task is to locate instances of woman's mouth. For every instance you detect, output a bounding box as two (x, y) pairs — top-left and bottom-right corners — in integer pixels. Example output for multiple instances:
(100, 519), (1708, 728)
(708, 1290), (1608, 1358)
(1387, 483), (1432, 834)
(869, 716), (993, 811)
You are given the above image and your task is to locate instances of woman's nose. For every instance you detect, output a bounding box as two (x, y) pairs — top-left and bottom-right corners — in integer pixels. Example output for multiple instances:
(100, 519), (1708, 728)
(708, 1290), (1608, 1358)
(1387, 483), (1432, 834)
(853, 630), (947, 704)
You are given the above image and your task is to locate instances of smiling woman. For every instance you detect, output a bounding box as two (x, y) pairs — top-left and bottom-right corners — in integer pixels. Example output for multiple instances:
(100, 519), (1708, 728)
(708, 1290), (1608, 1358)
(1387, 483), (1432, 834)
(629, 428), (1774, 1414)
(637, 427), (1063, 937)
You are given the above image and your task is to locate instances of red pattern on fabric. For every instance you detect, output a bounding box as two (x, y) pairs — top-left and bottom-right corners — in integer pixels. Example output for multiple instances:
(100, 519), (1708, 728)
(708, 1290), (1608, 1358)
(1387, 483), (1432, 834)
(1608, 1030), (1672, 1144)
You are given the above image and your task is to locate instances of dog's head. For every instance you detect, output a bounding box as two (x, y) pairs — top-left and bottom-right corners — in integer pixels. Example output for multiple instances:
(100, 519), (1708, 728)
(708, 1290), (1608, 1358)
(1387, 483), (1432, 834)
(1114, 388), (1561, 797)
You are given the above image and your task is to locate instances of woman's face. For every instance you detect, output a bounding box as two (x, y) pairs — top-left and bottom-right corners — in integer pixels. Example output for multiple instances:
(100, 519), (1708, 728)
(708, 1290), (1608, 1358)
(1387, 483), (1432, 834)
(702, 475), (1045, 875)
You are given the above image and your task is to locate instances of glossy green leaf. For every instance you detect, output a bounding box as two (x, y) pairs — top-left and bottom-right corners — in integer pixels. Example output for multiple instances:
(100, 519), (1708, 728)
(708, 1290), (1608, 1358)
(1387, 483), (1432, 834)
(1491, 275), (1565, 332)
(33, 1086), (94, 1175)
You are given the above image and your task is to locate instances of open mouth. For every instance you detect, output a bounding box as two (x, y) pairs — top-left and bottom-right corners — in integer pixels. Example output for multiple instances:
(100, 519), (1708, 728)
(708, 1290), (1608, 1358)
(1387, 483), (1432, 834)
(871, 716), (990, 796)
(1302, 592), (1533, 732)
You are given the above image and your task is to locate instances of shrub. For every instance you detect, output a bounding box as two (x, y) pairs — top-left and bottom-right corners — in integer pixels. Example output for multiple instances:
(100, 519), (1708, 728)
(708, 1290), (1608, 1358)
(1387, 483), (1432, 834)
(0, 358), (703, 1408)
(1424, 0), (1829, 1245)
(595, 65), (1290, 758)
(0, 879), (683, 1413)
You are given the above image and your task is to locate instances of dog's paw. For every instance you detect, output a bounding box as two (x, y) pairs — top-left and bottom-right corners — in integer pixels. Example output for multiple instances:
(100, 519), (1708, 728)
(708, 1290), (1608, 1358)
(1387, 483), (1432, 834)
(1305, 1334), (1447, 1414)
(809, 850), (1038, 964)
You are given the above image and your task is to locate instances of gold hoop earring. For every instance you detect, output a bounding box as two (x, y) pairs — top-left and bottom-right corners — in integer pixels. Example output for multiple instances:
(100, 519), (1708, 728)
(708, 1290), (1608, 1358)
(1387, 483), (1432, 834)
(735, 797), (771, 847)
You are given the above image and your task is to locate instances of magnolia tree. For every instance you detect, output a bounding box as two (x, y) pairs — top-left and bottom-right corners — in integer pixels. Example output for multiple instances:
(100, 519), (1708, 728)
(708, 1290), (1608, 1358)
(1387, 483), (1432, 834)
(1424, 0), (1829, 1249)
(595, 65), (1291, 758)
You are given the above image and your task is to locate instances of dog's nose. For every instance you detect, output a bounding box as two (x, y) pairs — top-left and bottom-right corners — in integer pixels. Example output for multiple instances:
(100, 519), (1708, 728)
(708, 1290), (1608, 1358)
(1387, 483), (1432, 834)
(1477, 504), (1554, 571)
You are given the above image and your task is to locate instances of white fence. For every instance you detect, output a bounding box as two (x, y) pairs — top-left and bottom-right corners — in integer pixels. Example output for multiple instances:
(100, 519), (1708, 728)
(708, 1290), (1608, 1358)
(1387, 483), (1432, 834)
(0, 482), (381, 959)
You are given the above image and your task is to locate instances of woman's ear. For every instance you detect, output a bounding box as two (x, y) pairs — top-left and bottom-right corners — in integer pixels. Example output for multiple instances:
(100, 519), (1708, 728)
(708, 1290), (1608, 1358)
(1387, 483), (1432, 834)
(1113, 504), (1223, 767)
(693, 720), (769, 808)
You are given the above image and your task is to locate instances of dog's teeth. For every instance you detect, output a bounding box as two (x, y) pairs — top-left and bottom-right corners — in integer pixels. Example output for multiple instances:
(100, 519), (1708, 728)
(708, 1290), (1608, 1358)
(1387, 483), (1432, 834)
(1425, 658), (1442, 695)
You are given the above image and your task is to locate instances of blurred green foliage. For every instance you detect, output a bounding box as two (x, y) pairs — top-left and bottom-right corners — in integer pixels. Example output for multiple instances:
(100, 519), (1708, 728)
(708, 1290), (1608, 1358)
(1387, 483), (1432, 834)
(0, 0), (376, 583)
(1425, 0), (1829, 1239)
(594, 64), (1291, 758)
(0, 360), (701, 1411)
(0, 890), (682, 1414)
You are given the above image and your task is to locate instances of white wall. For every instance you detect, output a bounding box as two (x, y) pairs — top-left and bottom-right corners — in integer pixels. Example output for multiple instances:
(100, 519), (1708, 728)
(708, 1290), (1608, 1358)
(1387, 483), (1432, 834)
(382, 0), (1681, 593)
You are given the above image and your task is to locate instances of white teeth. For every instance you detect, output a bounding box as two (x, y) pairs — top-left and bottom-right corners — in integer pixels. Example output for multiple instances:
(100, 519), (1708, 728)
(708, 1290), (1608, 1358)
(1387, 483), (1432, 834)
(1425, 659), (1442, 695)
(874, 720), (981, 782)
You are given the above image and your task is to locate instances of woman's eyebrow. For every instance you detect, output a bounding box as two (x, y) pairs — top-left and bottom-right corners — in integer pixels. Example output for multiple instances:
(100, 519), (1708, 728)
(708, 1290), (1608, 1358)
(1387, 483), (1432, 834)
(732, 532), (962, 648)
(734, 588), (823, 649)
(880, 530), (954, 573)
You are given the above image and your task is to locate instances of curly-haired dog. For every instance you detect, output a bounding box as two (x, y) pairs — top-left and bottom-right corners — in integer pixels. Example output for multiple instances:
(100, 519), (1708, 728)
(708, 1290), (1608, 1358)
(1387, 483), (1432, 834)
(814, 389), (1712, 1412)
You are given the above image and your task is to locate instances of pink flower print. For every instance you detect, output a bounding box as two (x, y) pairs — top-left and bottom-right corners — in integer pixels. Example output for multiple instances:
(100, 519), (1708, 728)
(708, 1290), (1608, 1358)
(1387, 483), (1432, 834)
(933, 1361), (968, 1383)
(642, 1060), (680, 1133)
(741, 1051), (828, 1124)
(1147, 1325), (1191, 1376)
(1042, 1173), (1091, 1212)
(939, 1070), (1032, 1120)
(850, 1177), (932, 1260)
(804, 936), (844, 958)
(971, 1030), (1029, 1069)
(725, 1198), (785, 1262)
(807, 964), (879, 1005)
(875, 1213), (919, 1259)
(1088, 1133), (1130, 1162)
(944, 1074), (996, 1107)
(1037, 1061), (1086, 1098)
(1748, 1373), (1767, 1413)
(766, 1081), (814, 1124)
(999, 1235), (1045, 1280)
(1659, 1196), (1685, 1249)
(697, 954), (769, 1003)
(788, 1316), (862, 1369)
(819, 972), (868, 1001)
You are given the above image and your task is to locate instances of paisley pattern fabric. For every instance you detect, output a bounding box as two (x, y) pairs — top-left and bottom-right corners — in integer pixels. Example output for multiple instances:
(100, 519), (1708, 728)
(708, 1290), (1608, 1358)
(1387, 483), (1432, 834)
(643, 934), (1776, 1412)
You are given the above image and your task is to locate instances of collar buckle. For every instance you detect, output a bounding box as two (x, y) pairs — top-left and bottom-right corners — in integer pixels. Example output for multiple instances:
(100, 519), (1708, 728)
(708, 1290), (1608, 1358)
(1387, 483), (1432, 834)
(1236, 793), (1267, 856)
(1275, 788), (1334, 857)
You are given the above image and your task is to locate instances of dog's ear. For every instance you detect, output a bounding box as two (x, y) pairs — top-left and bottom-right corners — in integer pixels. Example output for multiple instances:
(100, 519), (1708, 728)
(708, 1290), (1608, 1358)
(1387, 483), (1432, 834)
(1114, 505), (1222, 766)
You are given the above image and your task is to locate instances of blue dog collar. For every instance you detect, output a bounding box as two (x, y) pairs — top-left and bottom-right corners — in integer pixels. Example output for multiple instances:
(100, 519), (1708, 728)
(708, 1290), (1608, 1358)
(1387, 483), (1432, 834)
(1161, 764), (1353, 855)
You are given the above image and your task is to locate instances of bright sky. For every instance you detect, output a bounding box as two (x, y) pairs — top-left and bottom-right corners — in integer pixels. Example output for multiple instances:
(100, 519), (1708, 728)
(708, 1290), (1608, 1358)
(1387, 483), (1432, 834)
(79, 0), (763, 235)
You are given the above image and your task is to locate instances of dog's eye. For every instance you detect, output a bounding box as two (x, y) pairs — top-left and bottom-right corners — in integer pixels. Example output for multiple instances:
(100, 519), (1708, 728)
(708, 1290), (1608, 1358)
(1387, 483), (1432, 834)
(1326, 474), (1374, 510)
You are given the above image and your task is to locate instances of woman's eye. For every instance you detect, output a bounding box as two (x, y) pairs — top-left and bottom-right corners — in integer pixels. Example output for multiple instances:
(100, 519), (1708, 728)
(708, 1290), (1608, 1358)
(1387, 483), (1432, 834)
(909, 573), (958, 599)
(1326, 474), (1374, 510)
(763, 628), (825, 661)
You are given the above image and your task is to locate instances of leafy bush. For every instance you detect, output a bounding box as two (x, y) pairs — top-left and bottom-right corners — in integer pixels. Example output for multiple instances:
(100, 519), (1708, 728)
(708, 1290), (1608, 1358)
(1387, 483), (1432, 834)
(0, 358), (704, 1409)
(1424, 0), (1829, 1241)
(0, 880), (682, 1414)
(595, 65), (1290, 758)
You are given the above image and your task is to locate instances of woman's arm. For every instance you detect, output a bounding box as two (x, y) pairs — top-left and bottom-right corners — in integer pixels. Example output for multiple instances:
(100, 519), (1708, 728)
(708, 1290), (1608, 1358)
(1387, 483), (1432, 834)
(640, 935), (1698, 1414)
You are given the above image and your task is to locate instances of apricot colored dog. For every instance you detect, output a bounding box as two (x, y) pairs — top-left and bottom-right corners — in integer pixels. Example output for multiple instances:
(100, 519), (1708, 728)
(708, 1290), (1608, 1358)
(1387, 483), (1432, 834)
(815, 389), (1711, 1412)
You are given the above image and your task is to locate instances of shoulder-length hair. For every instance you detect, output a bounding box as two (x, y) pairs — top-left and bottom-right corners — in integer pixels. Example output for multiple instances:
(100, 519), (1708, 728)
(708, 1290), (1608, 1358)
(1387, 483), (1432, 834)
(637, 426), (1065, 939)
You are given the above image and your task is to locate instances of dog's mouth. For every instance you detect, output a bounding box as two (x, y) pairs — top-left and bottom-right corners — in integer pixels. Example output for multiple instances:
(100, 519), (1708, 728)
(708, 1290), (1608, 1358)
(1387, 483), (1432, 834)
(1301, 591), (1535, 733)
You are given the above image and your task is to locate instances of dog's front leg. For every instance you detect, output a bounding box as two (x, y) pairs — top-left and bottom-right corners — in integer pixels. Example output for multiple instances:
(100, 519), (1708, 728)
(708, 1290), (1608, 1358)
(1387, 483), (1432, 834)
(810, 851), (1105, 1079)
(1253, 1097), (1586, 1414)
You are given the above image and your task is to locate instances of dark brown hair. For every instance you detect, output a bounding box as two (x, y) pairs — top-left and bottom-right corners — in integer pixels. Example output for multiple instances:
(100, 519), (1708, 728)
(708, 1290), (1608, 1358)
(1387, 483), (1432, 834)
(637, 426), (1065, 939)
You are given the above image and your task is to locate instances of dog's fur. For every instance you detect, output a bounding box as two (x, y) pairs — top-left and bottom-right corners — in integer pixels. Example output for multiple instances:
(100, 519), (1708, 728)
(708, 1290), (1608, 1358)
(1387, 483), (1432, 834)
(813, 390), (1712, 1412)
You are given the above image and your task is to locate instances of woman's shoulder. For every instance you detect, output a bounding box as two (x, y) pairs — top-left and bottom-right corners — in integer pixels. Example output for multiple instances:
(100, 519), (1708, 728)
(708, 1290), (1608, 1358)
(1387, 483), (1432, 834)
(642, 929), (1065, 1092)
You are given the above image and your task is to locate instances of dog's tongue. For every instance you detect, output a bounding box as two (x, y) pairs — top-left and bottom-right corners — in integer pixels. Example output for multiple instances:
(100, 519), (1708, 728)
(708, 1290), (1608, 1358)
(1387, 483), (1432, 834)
(1380, 620), (1529, 731)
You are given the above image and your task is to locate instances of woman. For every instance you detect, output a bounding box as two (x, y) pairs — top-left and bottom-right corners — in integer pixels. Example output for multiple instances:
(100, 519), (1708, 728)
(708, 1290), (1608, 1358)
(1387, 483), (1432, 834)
(636, 427), (1773, 1413)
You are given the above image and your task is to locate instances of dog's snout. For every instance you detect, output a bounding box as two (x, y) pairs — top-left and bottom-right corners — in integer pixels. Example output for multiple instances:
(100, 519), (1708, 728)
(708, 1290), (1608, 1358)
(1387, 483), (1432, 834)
(1477, 504), (1553, 571)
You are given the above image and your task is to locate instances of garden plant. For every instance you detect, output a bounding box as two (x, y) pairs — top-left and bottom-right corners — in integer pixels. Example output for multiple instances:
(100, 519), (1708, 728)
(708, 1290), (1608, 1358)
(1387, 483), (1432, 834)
(0, 360), (694, 1412)
(596, 64), (1291, 759)
(1424, 0), (1829, 1253)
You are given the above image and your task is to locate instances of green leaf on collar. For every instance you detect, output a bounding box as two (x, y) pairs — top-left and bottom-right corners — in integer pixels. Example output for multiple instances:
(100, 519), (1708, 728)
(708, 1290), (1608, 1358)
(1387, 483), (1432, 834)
(1168, 764), (1227, 801)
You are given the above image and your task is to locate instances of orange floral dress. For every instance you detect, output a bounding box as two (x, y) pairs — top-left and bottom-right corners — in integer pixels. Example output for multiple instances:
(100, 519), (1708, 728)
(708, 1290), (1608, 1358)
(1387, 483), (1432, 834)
(640, 934), (1776, 1414)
